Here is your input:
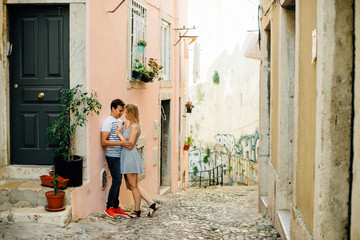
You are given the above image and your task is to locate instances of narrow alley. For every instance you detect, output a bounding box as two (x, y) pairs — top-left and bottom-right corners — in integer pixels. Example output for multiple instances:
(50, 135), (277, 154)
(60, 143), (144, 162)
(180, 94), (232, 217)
(0, 186), (280, 240)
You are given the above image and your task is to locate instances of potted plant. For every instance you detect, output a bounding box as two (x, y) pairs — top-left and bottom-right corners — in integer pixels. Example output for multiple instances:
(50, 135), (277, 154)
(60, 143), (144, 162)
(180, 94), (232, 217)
(146, 58), (163, 81)
(46, 84), (102, 187)
(185, 101), (194, 113)
(132, 58), (163, 82)
(184, 136), (193, 151)
(137, 40), (147, 53)
(132, 59), (147, 80)
(45, 175), (66, 211)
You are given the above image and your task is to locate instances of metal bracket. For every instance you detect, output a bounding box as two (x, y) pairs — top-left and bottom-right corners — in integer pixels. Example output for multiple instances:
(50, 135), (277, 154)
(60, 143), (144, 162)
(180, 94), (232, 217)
(173, 25), (197, 46)
(107, 0), (126, 13)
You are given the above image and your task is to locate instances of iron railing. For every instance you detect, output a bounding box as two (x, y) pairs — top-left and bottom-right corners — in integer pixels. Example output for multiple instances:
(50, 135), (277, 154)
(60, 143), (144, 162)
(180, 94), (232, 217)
(189, 164), (224, 187)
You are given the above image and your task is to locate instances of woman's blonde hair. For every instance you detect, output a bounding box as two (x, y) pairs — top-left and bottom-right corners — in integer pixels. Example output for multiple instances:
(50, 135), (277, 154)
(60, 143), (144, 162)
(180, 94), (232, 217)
(125, 104), (141, 129)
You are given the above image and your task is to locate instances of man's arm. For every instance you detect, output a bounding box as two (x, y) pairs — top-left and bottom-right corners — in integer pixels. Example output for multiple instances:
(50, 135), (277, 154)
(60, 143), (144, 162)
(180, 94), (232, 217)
(101, 131), (131, 148)
(101, 132), (121, 147)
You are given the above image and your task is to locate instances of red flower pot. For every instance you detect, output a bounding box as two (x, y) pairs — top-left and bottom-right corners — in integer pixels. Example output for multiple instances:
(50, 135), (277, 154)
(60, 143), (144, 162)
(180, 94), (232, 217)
(45, 190), (65, 211)
(183, 145), (190, 151)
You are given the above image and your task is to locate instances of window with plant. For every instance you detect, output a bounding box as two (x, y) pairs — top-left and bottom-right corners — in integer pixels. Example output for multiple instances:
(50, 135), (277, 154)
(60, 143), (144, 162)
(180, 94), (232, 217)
(129, 0), (147, 79)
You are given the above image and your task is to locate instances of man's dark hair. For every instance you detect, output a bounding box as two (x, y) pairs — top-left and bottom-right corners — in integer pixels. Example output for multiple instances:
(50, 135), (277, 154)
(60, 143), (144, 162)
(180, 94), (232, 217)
(110, 99), (125, 110)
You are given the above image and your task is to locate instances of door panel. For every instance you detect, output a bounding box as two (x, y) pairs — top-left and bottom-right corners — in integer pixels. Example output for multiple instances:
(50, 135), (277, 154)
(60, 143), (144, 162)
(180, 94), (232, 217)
(10, 5), (69, 165)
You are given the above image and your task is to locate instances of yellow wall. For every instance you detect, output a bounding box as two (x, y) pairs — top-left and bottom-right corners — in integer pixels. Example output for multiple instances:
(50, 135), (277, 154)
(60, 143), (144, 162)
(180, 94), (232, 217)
(262, 0), (274, 13)
(270, 5), (280, 170)
(296, 0), (317, 234)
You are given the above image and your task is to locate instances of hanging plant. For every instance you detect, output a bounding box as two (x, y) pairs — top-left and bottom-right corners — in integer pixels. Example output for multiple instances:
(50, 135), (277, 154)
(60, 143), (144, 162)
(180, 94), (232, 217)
(213, 70), (220, 84)
(183, 136), (194, 151)
(185, 101), (194, 113)
(137, 40), (147, 53)
(137, 39), (147, 47)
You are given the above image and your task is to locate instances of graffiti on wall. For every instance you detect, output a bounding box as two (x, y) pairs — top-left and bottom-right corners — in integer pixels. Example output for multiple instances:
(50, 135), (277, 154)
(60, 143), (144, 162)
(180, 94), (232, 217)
(189, 132), (259, 186)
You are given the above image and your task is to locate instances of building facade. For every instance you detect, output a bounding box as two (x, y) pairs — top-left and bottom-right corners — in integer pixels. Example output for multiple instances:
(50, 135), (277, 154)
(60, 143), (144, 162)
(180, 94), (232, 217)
(258, 0), (359, 239)
(0, 0), (189, 220)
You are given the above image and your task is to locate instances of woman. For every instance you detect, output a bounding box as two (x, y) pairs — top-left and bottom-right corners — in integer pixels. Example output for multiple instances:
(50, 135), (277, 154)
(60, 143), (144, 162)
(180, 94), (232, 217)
(116, 104), (159, 218)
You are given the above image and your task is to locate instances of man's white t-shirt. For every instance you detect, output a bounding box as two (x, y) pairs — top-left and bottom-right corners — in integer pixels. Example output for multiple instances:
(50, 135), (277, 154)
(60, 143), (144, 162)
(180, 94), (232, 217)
(101, 116), (123, 157)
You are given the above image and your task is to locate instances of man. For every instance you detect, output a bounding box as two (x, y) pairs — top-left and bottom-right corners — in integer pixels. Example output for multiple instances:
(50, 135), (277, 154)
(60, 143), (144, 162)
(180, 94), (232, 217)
(101, 99), (129, 218)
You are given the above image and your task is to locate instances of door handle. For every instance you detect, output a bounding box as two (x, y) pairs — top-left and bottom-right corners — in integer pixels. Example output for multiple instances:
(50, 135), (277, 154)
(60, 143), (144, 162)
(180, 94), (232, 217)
(14, 84), (18, 88)
(38, 92), (45, 99)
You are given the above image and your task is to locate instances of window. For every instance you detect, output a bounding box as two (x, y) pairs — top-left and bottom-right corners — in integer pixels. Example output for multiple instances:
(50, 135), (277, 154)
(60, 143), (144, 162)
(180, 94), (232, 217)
(138, 145), (146, 179)
(160, 20), (171, 80)
(129, 0), (147, 79)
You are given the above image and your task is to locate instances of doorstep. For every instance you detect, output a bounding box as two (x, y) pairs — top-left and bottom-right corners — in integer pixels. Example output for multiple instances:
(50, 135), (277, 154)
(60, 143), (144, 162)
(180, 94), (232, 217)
(2, 165), (52, 179)
(278, 210), (291, 240)
(159, 186), (171, 195)
(0, 205), (72, 227)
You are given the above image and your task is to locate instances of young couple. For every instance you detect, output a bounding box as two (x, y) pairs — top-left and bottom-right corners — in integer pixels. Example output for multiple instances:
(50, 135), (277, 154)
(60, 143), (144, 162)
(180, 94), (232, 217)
(101, 99), (159, 218)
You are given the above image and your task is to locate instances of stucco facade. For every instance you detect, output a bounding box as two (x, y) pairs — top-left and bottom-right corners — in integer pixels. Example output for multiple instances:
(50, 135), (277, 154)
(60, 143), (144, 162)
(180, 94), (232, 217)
(258, 0), (358, 239)
(0, 0), (189, 220)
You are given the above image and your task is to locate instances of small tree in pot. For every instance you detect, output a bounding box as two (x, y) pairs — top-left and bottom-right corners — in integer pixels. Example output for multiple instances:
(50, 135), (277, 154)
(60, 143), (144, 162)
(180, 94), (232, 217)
(46, 85), (102, 187)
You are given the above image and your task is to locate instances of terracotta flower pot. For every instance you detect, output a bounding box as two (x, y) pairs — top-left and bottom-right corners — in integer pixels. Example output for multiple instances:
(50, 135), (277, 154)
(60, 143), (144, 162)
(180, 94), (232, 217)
(40, 175), (69, 189)
(45, 190), (65, 211)
(183, 144), (190, 151)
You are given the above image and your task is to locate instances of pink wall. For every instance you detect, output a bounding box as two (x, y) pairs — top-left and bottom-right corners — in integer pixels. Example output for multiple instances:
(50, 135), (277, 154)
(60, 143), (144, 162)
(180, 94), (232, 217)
(71, 0), (189, 220)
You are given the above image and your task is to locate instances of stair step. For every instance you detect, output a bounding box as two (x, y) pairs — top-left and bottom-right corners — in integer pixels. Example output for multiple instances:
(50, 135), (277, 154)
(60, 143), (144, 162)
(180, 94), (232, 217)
(2, 165), (52, 179)
(0, 205), (72, 227)
(159, 186), (171, 195)
(0, 179), (74, 209)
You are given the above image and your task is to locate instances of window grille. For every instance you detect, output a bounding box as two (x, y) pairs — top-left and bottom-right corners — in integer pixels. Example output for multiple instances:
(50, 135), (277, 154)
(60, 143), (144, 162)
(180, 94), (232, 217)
(161, 20), (171, 79)
(129, 0), (147, 79)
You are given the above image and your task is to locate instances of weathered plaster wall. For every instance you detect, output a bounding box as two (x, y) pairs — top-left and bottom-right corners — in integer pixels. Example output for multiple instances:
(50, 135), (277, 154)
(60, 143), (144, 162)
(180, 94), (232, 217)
(261, 0), (274, 13)
(258, 16), (271, 211)
(270, 4), (279, 172)
(277, 6), (295, 212)
(351, 1), (360, 238)
(272, 6), (295, 238)
(294, 0), (316, 233)
(313, 0), (353, 238)
(70, 3), (87, 179)
(0, 1), (9, 179)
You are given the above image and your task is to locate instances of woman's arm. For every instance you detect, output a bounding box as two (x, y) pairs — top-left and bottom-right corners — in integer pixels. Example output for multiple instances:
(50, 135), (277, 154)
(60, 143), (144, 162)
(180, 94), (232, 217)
(101, 132), (122, 147)
(123, 125), (139, 150)
(116, 125), (132, 148)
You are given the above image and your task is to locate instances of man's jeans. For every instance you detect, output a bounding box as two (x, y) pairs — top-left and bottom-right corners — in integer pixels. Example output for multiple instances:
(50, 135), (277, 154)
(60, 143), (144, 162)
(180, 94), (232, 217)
(105, 156), (122, 209)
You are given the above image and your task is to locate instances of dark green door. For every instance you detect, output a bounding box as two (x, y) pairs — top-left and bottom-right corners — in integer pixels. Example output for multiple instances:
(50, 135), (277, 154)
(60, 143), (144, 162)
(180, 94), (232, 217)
(9, 5), (69, 165)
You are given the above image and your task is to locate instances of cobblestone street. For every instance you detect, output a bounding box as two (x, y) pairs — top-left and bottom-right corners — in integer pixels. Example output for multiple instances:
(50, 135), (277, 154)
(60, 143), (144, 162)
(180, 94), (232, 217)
(0, 186), (280, 239)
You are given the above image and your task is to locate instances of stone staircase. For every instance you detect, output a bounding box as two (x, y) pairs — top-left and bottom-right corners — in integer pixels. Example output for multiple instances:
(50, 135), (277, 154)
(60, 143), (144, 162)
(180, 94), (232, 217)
(0, 165), (73, 227)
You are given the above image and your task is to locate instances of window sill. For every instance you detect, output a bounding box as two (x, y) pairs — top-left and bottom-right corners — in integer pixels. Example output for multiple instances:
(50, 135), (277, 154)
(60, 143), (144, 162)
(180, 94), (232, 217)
(127, 79), (147, 89)
(160, 79), (172, 88)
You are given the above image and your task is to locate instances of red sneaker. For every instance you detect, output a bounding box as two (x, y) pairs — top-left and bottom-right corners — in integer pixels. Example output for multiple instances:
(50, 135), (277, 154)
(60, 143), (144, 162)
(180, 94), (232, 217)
(114, 207), (129, 217)
(104, 207), (117, 218)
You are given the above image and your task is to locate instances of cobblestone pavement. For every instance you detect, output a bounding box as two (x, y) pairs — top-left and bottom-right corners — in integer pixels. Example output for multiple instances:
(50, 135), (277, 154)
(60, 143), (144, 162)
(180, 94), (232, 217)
(0, 186), (280, 240)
